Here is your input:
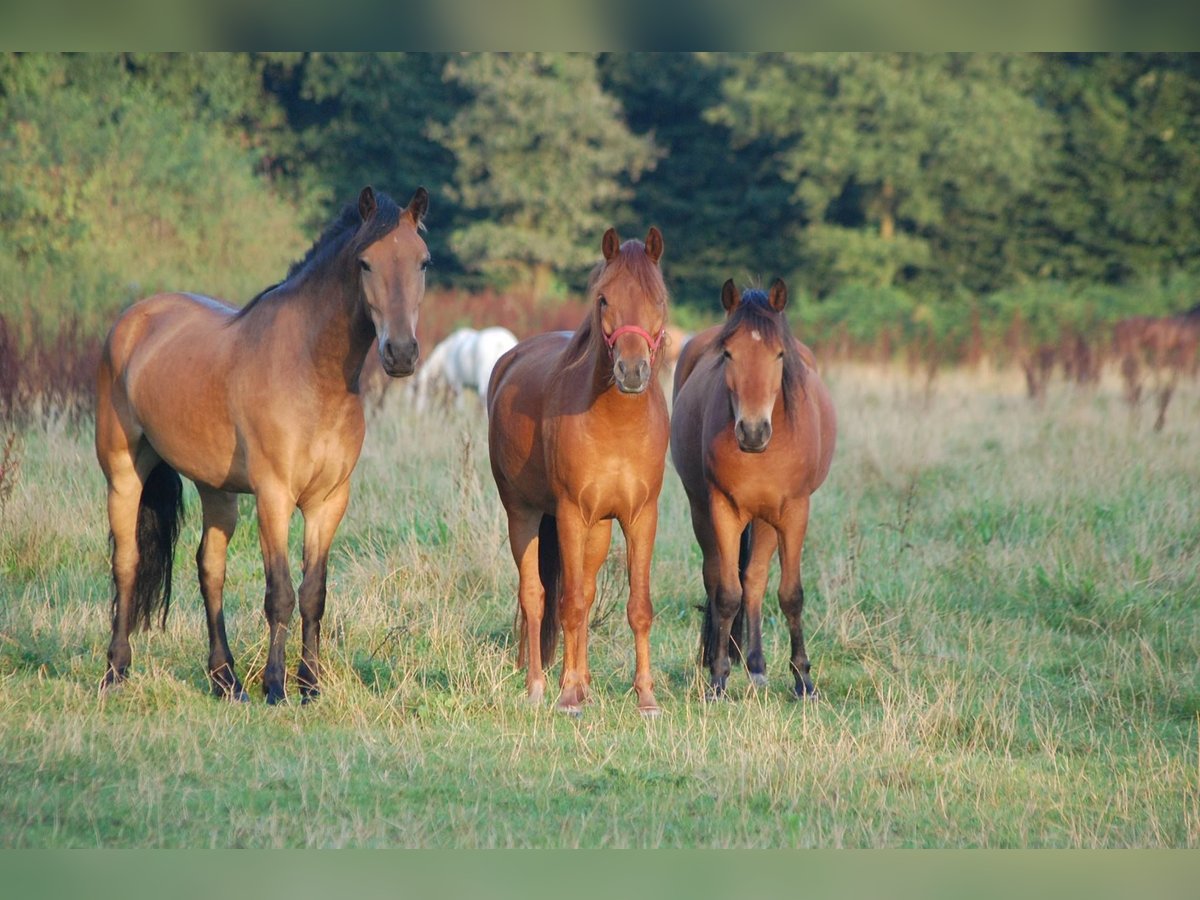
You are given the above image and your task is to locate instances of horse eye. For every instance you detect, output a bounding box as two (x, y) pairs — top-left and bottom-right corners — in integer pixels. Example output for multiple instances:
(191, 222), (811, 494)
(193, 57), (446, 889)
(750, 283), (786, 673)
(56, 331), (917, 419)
(721, 348), (732, 361)
(777, 351), (785, 360)
(598, 295), (608, 308)
(358, 259), (372, 273)
(421, 257), (432, 271)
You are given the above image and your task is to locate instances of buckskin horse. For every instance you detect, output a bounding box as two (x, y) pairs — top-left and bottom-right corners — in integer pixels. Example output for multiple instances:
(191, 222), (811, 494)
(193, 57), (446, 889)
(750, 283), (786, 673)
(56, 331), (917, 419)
(671, 279), (836, 699)
(487, 227), (670, 716)
(95, 186), (430, 703)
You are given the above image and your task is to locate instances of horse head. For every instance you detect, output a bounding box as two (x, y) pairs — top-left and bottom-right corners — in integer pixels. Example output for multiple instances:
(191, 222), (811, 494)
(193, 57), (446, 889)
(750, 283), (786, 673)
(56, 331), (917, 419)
(355, 185), (430, 377)
(594, 226), (667, 395)
(718, 279), (795, 453)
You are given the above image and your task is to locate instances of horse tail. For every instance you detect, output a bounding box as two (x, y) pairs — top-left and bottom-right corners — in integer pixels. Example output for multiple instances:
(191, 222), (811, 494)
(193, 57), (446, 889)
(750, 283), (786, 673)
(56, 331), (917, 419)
(537, 514), (561, 666)
(700, 522), (752, 669)
(126, 461), (184, 631)
(730, 523), (752, 662)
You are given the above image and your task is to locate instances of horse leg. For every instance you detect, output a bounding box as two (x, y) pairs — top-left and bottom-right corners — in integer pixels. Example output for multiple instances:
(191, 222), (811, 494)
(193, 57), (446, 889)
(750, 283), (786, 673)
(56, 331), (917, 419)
(741, 521), (778, 689)
(296, 482), (351, 703)
(96, 370), (157, 690)
(620, 508), (661, 716)
(1154, 377), (1176, 432)
(776, 497), (817, 699)
(506, 508), (547, 702)
(572, 519), (613, 704)
(554, 508), (592, 714)
(100, 454), (156, 688)
(255, 486), (297, 705)
(706, 495), (745, 699)
(196, 486), (245, 701)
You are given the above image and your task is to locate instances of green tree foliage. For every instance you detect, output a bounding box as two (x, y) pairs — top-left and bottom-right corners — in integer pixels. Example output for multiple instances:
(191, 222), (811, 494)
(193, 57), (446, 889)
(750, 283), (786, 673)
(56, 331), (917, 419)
(0, 53), (307, 332)
(430, 53), (659, 297)
(600, 53), (798, 306)
(1032, 53), (1200, 284)
(708, 53), (1057, 298)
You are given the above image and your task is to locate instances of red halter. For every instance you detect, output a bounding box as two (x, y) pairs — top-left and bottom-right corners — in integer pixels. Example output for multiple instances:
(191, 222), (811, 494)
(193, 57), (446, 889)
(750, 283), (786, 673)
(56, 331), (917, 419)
(604, 324), (666, 363)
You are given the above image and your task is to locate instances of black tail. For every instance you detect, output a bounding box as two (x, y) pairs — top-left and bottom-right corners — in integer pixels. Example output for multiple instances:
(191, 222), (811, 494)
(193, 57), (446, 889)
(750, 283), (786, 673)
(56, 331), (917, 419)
(124, 461), (184, 631)
(701, 523), (752, 667)
(537, 514), (561, 666)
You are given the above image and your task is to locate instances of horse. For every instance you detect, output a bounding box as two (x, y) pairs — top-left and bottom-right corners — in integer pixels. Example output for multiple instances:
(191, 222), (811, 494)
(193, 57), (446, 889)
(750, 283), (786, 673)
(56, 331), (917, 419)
(1113, 304), (1200, 431)
(95, 186), (430, 704)
(487, 226), (670, 716)
(670, 279), (836, 699)
(412, 326), (518, 413)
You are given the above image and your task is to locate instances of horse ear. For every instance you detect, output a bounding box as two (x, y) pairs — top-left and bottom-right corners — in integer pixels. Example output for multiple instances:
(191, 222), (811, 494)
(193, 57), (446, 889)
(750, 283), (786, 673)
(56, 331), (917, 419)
(768, 278), (788, 312)
(645, 226), (664, 264)
(602, 228), (621, 262)
(721, 279), (739, 314)
(407, 186), (429, 226)
(358, 186), (377, 221)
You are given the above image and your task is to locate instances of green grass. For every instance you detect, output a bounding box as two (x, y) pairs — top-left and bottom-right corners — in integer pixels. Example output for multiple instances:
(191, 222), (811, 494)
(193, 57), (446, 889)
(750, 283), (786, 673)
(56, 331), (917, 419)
(1, 364), (1197, 847)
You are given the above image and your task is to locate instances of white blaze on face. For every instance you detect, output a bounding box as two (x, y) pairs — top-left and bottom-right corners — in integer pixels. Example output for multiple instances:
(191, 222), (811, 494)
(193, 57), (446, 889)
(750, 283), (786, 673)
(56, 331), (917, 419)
(751, 330), (762, 342)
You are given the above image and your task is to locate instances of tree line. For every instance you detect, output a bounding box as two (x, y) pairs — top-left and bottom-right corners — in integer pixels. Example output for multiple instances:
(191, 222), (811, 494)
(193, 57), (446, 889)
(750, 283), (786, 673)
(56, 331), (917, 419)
(2, 52), (1199, 348)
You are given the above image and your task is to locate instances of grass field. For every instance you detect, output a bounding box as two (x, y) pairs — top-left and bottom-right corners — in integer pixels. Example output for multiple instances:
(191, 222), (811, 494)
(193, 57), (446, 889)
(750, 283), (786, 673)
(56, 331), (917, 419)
(0, 363), (1197, 848)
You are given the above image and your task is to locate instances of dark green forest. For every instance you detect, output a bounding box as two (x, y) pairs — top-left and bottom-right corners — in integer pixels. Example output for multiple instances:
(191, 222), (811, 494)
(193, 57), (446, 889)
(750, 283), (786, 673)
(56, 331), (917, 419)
(2, 52), (1199, 358)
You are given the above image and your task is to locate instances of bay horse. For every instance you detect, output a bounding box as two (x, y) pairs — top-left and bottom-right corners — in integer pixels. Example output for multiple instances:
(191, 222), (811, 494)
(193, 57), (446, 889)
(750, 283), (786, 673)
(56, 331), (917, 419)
(487, 227), (670, 716)
(1113, 304), (1200, 431)
(671, 279), (836, 699)
(95, 186), (430, 704)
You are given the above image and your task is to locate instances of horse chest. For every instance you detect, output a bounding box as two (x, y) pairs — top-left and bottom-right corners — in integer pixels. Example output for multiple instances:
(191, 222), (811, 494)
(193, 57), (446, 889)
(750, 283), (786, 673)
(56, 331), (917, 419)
(548, 413), (666, 524)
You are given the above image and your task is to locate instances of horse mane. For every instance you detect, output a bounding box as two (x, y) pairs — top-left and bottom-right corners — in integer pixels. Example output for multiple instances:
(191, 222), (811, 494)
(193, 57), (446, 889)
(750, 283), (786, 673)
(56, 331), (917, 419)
(717, 288), (807, 414)
(563, 238), (669, 369)
(235, 192), (404, 318)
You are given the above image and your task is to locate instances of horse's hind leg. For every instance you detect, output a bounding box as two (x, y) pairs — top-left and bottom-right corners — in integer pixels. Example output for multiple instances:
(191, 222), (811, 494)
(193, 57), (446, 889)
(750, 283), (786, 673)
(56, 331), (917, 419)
(741, 522), (778, 689)
(1154, 377), (1176, 432)
(96, 368), (155, 689)
(296, 482), (351, 703)
(196, 486), (246, 701)
(776, 497), (816, 699)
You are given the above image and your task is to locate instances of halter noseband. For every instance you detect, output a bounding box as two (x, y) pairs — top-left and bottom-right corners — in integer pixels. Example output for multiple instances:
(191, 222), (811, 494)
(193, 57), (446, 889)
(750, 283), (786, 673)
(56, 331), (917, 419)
(604, 324), (666, 363)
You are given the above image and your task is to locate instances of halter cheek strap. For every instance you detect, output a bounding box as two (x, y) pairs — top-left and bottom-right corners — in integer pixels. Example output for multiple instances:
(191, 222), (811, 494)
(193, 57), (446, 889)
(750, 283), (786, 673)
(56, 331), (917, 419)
(604, 324), (666, 363)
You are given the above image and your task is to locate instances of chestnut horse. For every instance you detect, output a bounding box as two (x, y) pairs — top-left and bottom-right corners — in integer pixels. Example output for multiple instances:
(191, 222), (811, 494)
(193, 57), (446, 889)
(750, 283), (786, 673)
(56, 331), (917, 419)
(95, 186), (430, 703)
(487, 227), (669, 716)
(1113, 304), (1200, 431)
(671, 280), (836, 699)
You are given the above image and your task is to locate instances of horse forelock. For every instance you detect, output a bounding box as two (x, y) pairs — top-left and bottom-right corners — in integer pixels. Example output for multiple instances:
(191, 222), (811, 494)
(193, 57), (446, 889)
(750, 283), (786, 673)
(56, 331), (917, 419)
(718, 289), (807, 414)
(567, 240), (668, 366)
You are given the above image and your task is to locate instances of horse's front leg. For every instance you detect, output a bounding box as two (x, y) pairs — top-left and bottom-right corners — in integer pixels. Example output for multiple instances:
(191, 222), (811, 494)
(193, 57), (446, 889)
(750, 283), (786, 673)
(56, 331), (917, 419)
(741, 521), (778, 689)
(554, 508), (594, 715)
(706, 493), (746, 700)
(776, 496), (816, 700)
(255, 486), (296, 705)
(620, 505), (661, 716)
(296, 482), (351, 703)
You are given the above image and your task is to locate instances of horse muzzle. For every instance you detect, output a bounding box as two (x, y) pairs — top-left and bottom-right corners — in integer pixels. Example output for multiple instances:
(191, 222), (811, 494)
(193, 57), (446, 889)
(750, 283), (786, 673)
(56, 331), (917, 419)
(380, 337), (419, 377)
(734, 419), (772, 453)
(613, 357), (652, 394)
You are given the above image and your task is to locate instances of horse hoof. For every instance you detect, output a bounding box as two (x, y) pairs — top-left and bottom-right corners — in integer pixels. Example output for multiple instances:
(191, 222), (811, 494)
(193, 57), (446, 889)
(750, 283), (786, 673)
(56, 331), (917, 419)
(638, 705), (661, 719)
(555, 703), (583, 718)
(99, 670), (126, 695)
(704, 687), (727, 703)
(794, 683), (819, 702)
(749, 672), (768, 689)
(300, 689), (320, 706)
(265, 686), (286, 706)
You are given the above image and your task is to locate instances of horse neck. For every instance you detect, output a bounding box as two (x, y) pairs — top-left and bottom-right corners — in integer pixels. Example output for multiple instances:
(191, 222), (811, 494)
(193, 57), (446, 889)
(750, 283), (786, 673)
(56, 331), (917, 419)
(251, 268), (374, 393)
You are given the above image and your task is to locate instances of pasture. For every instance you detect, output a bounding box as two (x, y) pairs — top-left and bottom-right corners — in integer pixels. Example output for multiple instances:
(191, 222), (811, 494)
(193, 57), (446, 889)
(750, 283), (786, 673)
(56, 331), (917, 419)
(0, 362), (1197, 847)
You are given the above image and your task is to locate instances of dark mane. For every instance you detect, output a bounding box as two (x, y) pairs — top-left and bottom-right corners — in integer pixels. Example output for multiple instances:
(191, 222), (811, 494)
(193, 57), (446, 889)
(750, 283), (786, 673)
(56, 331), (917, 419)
(717, 288), (807, 413)
(563, 238), (669, 368)
(235, 192), (403, 318)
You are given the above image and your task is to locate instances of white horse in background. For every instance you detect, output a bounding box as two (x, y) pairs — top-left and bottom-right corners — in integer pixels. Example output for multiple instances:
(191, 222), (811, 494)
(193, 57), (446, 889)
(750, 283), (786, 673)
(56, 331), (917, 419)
(412, 326), (518, 413)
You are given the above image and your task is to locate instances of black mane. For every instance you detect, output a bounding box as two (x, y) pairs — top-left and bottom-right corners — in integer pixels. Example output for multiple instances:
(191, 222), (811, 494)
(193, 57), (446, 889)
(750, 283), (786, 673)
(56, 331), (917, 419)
(717, 288), (806, 413)
(235, 191), (403, 318)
